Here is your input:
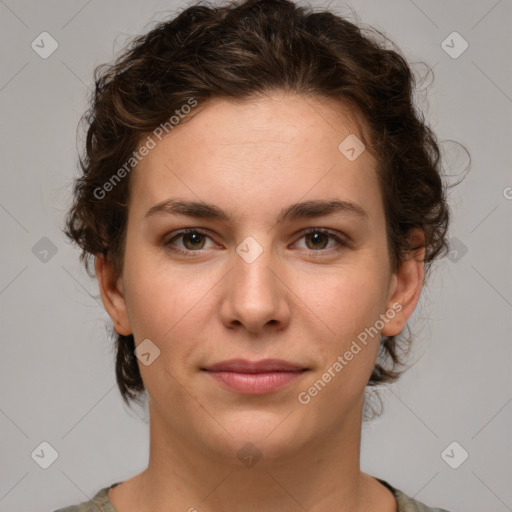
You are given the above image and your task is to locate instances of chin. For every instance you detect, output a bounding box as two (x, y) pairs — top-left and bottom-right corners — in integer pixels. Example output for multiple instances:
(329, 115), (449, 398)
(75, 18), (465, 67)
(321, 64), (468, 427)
(196, 410), (313, 466)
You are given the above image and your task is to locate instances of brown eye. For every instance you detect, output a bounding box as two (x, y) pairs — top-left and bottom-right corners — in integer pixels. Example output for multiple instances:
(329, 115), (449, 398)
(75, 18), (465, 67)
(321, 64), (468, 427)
(165, 229), (215, 254)
(182, 232), (206, 250)
(304, 231), (330, 250)
(295, 229), (348, 253)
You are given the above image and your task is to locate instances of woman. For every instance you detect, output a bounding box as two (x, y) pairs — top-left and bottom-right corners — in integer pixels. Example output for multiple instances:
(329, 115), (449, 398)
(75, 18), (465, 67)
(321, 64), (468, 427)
(58, 0), (455, 510)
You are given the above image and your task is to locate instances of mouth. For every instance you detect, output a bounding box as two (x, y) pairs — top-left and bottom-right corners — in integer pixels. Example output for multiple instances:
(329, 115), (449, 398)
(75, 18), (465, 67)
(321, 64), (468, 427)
(201, 359), (309, 395)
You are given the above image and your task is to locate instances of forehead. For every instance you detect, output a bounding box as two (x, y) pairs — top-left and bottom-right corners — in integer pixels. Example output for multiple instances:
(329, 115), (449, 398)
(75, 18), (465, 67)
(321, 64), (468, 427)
(129, 92), (381, 223)
(154, 92), (369, 151)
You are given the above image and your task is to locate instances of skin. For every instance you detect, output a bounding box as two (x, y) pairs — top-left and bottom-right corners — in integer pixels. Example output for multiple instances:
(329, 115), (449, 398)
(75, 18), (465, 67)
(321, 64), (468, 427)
(96, 91), (425, 512)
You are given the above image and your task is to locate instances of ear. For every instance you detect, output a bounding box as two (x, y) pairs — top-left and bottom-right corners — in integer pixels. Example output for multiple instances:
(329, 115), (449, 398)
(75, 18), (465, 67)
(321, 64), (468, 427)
(95, 253), (132, 336)
(381, 229), (425, 337)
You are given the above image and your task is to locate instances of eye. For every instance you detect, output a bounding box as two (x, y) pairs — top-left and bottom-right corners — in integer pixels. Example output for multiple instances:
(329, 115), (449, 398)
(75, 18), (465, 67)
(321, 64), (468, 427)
(165, 229), (217, 254)
(294, 228), (349, 253)
(164, 228), (350, 256)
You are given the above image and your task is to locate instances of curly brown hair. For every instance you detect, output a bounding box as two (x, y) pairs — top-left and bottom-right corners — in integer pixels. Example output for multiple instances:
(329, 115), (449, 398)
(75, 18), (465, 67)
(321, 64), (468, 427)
(64, 0), (455, 407)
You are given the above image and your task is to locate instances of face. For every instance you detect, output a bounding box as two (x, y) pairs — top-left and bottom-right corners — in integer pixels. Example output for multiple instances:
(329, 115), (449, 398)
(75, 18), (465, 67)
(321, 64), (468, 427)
(97, 91), (423, 464)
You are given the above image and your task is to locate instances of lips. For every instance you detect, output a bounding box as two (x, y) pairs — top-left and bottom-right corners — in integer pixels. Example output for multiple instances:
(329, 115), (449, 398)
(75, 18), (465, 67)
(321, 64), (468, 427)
(202, 359), (308, 395)
(202, 358), (307, 373)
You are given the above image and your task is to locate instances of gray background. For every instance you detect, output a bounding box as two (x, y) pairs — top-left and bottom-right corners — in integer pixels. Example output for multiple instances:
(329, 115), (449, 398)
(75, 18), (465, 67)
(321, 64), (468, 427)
(1, 1), (511, 511)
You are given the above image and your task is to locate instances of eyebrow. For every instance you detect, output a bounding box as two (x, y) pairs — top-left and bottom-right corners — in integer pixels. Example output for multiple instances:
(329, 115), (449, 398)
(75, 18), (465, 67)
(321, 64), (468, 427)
(144, 198), (368, 223)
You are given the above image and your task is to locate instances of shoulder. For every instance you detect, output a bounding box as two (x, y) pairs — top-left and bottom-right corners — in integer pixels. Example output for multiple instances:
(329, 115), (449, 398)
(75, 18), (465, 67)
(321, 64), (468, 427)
(376, 478), (452, 512)
(52, 482), (121, 512)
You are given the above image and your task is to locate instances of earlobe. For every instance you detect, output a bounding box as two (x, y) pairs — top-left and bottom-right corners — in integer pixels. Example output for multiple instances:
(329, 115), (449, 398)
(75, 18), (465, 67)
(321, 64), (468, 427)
(95, 253), (132, 336)
(381, 229), (425, 338)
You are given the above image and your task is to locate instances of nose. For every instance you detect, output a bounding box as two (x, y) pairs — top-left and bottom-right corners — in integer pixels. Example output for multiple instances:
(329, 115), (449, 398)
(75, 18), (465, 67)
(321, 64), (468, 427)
(219, 241), (291, 335)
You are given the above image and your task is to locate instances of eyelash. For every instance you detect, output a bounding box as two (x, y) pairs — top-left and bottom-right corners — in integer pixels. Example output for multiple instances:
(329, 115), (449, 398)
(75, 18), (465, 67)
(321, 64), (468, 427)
(164, 228), (350, 256)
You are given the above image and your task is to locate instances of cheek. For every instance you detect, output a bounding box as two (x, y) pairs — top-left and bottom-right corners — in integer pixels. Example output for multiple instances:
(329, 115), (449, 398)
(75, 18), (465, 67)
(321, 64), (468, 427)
(300, 260), (390, 391)
(296, 257), (389, 334)
(123, 248), (218, 349)
(304, 271), (388, 400)
(122, 264), (208, 393)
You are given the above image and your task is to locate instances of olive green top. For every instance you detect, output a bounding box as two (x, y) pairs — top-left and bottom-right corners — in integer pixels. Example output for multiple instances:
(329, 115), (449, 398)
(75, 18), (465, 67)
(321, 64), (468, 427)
(53, 478), (451, 512)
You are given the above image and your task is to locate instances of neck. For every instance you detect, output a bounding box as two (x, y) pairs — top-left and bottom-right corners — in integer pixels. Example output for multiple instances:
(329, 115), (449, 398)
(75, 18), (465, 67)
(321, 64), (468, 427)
(122, 396), (380, 512)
